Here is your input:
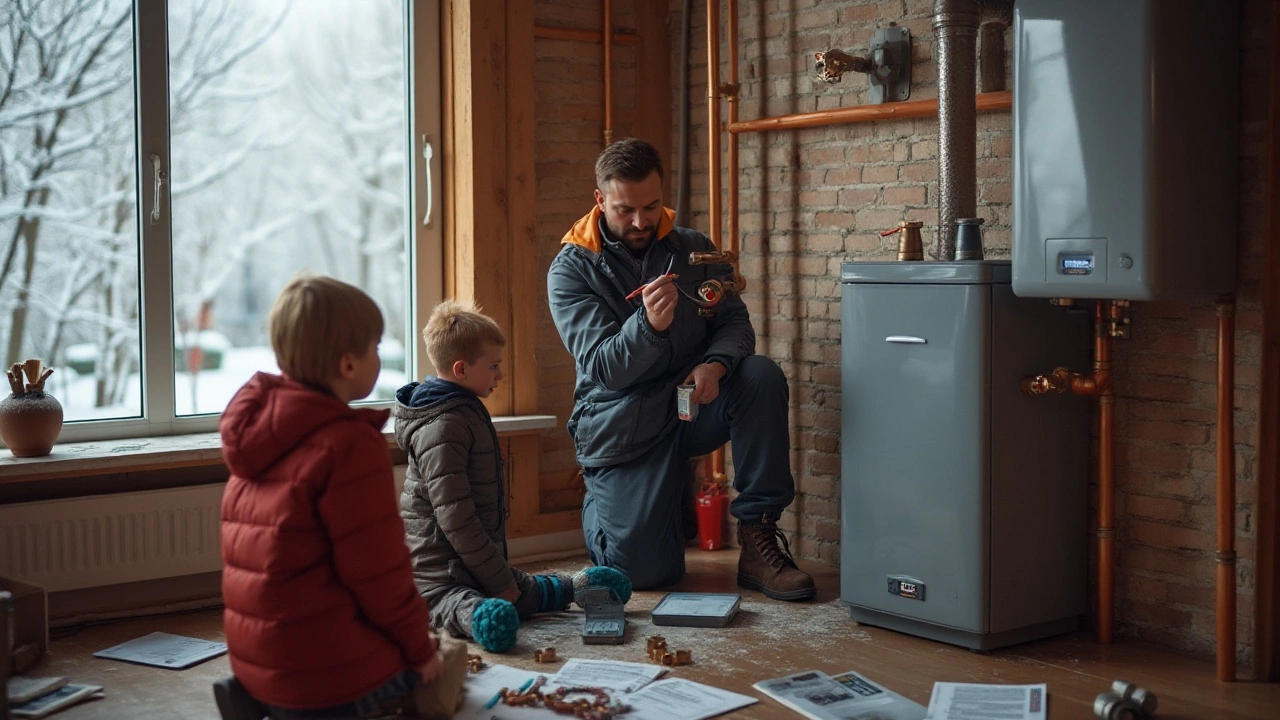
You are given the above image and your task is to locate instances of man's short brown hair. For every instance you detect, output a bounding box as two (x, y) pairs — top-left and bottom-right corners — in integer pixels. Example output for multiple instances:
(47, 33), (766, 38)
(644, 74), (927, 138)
(422, 299), (506, 374)
(268, 274), (384, 386)
(595, 137), (663, 190)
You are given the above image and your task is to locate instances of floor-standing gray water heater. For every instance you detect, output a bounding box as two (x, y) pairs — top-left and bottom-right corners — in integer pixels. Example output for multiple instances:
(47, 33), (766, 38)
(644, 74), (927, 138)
(1011, 0), (1238, 301)
(840, 262), (1090, 650)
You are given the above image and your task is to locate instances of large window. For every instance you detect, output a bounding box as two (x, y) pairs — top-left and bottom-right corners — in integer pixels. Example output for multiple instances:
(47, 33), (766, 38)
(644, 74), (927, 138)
(0, 0), (441, 442)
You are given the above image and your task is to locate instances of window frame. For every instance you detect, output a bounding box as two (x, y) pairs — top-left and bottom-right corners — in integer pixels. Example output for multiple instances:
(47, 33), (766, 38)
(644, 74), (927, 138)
(32, 0), (442, 445)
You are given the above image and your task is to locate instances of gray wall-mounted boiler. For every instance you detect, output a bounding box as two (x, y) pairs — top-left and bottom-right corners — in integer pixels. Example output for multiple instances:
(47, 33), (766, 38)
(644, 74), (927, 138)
(1011, 0), (1239, 301)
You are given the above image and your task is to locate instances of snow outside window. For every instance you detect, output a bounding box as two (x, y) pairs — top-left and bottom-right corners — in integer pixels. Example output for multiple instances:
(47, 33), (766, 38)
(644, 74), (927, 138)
(0, 0), (442, 443)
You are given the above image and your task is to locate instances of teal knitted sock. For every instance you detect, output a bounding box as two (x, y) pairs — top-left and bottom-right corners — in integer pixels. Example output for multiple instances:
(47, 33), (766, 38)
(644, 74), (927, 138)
(571, 566), (633, 606)
(532, 574), (573, 613)
(471, 598), (519, 653)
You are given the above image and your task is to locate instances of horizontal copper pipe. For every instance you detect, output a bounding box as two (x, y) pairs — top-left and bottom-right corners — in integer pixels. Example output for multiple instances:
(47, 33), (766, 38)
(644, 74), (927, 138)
(727, 90), (1012, 134)
(534, 25), (638, 45)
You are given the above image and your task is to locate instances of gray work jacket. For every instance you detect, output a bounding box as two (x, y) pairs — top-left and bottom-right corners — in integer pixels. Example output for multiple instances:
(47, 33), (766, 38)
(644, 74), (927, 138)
(548, 208), (755, 467)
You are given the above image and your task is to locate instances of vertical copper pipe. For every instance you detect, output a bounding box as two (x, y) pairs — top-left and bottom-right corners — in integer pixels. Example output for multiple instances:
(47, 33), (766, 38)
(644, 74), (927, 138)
(603, 0), (613, 145)
(726, 0), (739, 258)
(1217, 294), (1238, 681)
(706, 0), (721, 248)
(705, 0), (726, 487)
(1096, 300), (1116, 644)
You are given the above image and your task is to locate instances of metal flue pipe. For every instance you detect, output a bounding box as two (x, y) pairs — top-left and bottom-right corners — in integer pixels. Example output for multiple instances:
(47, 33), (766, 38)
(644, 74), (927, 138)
(933, 0), (981, 261)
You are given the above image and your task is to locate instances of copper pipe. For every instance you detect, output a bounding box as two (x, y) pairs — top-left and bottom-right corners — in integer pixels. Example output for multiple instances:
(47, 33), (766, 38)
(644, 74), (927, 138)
(1023, 301), (1116, 642)
(727, 91), (1012, 134)
(726, 0), (739, 259)
(705, 0), (721, 248)
(603, 0), (613, 145)
(532, 25), (638, 45)
(705, 0), (727, 488)
(1095, 302), (1116, 644)
(1217, 294), (1237, 681)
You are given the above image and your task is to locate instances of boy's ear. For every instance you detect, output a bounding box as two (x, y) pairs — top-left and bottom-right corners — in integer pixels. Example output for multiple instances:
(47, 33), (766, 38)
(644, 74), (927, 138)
(451, 359), (468, 380)
(337, 352), (358, 380)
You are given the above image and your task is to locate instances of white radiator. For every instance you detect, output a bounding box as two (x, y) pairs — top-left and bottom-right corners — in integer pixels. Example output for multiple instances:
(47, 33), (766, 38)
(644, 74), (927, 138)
(0, 485), (225, 592)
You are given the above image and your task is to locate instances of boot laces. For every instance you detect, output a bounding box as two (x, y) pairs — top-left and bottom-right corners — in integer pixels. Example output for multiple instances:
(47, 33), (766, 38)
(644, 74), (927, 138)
(752, 517), (798, 571)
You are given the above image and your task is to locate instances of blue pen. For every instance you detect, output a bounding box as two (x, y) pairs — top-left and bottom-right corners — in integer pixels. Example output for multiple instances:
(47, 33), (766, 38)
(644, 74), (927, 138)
(485, 677), (535, 709)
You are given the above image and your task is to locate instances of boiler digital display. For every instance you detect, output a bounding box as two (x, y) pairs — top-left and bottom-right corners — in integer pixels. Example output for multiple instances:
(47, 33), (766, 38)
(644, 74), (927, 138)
(1059, 254), (1094, 275)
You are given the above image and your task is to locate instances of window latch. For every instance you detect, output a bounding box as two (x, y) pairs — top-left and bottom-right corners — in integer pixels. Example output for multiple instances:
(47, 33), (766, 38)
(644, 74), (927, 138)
(148, 154), (166, 226)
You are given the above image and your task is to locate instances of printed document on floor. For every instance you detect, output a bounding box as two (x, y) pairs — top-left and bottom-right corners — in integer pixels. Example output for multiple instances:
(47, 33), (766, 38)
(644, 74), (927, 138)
(925, 682), (1047, 720)
(624, 678), (757, 720)
(455, 664), (752, 720)
(753, 669), (927, 720)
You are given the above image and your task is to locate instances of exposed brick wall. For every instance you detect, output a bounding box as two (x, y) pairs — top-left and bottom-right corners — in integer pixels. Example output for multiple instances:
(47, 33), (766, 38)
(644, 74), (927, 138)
(648, 0), (1273, 665)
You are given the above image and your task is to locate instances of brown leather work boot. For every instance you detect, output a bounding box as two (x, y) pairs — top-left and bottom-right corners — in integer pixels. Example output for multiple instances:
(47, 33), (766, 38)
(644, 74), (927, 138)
(737, 515), (816, 601)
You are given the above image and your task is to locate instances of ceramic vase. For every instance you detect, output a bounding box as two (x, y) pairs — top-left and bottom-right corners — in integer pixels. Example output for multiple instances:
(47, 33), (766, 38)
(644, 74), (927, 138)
(1, 358), (63, 457)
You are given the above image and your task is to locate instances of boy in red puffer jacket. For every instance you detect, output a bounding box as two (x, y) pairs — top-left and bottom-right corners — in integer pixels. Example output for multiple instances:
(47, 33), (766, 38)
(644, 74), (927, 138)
(219, 274), (441, 718)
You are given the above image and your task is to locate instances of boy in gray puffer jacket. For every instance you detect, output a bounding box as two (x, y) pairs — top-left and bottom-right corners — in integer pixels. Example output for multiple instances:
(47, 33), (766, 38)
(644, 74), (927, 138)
(395, 300), (630, 653)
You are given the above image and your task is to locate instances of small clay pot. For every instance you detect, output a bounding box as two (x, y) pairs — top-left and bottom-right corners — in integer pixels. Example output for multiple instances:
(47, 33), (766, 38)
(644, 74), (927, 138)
(0, 391), (64, 457)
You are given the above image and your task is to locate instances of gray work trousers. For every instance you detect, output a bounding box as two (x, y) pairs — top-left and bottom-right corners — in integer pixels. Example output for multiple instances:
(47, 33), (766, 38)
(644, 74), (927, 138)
(421, 569), (542, 639)
(580, 355), (797, 590)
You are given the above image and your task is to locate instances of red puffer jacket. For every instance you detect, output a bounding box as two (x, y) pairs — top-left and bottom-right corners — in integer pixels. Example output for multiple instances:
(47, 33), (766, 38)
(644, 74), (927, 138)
(220, 372), (436, 709)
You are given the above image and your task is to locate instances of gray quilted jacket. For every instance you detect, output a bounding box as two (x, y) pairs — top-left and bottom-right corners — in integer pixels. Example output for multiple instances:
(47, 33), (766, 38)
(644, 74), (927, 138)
(394, 378), (511, 598)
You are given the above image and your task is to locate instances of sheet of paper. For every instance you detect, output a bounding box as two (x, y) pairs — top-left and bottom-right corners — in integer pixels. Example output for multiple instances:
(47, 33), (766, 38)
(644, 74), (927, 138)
(625, 678), (757, 720)
(550, 658), (665, 694)
(93, 632), (226, 669)
(752, 669), (926, 720)
(11, 684), (104, 719)
(925, 682), (1047, 720)
(455, 664), (747, 720)
(455, 664), (544, 719)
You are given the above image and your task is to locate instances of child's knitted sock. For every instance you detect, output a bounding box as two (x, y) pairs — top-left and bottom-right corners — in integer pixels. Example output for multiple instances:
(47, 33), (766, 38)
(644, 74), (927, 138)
(532, 574), (574, 613)
(571, 566), (633, 606)
(471, 598), (519, 653)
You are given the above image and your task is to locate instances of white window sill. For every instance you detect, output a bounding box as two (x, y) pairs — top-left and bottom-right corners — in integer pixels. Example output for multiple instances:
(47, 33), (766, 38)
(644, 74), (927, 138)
(0, 415), (557, 485)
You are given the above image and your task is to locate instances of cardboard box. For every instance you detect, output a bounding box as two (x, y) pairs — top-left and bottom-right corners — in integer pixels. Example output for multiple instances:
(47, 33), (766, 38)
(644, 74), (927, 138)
(0, 577), (47, 673)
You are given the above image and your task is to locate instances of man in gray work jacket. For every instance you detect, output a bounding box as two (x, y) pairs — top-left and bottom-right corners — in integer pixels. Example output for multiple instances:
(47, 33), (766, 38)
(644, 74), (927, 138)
(547, 138), (815, 601)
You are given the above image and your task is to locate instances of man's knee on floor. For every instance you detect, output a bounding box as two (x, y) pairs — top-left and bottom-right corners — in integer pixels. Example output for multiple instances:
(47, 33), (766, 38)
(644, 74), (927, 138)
(737, 355), (786, 388)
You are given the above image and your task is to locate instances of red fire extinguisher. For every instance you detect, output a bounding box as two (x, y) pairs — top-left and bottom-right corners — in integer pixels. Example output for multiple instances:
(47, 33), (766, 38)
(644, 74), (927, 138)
(695, 481), (730, 551)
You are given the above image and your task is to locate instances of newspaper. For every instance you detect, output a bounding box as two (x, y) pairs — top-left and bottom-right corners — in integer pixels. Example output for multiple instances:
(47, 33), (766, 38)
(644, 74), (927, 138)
(753, 669), (927, 720)
(925, 682), (1047, 720)
(11, 684), (103, 719)
(93, 632), (226, 669)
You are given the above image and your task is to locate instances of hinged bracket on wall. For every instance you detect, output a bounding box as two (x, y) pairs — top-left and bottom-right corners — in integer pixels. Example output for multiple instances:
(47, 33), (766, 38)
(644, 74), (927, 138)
(814, 25), (912, 103)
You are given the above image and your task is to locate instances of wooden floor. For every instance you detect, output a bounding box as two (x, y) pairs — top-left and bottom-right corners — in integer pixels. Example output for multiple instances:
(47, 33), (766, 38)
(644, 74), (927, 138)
(18, 550), (1279, 719)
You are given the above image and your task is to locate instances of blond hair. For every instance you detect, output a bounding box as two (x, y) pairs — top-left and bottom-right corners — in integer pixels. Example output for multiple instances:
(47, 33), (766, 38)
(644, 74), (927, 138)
(423, 299), (505, 374)
(268, 274), (384, 386)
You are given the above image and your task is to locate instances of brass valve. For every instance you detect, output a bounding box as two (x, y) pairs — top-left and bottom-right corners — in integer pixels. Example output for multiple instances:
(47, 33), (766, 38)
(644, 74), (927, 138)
(1021, 367), (1072, 396)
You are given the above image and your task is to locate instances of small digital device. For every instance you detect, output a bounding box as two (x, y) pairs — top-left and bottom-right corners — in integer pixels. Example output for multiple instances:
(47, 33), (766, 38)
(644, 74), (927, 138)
(676, 384), (698, 421)
(1058, 253), (1095, 275)
(580, 587), (626, 645)
(651, 592), (741, 628)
